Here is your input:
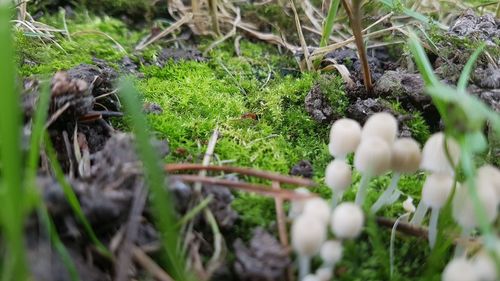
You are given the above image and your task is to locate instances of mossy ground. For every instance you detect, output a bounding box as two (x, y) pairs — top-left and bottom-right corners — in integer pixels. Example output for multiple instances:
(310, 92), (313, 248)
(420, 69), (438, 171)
(15, 11), (436, 280)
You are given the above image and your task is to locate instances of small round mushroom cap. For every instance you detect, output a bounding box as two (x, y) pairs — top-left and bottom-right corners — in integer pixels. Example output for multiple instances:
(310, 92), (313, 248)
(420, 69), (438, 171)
(391, 138), (422, 174)
(292, 214), (326, 256)
(472, 252), (498, 281)
(315, 267), (332, 281)
(354, 137), (392, 176)
(325, 160), (352, 192)
(403, 197), (416, 213)
(361, 112), (398, 145)
(452, 181), (499, 229)
(477, 164), (500, 199)
(422, 173), (454, 209)
(320, 240), (343, 265)
(303, 274), (321, 281)
(330, 202), (364, 239)
(303, 198), (331, 224)
(329, 118), (362, 158)
(420, 132), (460, 175)
(288, 187), (311, 219)
(442, 258), (479, 281)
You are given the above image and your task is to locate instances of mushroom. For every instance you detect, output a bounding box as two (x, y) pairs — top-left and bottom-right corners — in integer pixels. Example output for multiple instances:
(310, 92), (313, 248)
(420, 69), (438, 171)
(353, 136), (392, 206)
(477, 164), (500, 199)
(328, 118), (362, 160)
(288, 187), (311, 219)
(325, 159), (352, 208)
(361, 112), (398, 145)
(420, 173), (454, 248)
(330, 202), (364, 239)
(316, 239), (343, 280)
(302, 274), (321, 281)
(303, 198), (331, 224)
(292, 214), (327, 280)
(442, 258), (479, 281)
(420, 132), (460, 175)
(371, 138), (421, 213)
(471, 251), (498, 281)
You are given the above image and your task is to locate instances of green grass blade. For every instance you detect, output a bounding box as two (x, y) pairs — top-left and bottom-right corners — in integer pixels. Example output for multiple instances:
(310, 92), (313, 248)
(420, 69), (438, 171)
(119, 78), (191, 281)
(0, 1), (28, 280)
(320, 0), (340, 47)
(44, 134), (112, 258)
(407, 32), (439, 87)
(457, 43), (485, 91)
(37, 206), (81, 281)
(26, 80), (51, 182)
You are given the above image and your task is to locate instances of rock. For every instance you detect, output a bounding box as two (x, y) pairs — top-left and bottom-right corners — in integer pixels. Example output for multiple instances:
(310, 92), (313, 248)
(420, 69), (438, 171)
(374, 70), (430, 106)
(305, 84), (335, 123)
(448, 9), (500, 45)
(290, 160), (313, 178)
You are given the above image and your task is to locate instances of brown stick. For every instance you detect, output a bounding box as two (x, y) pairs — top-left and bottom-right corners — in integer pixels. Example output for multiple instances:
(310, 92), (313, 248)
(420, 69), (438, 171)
(132, 246), (175, 281)
(170, 175), (315, 200)
(165, 163), (316, 187)
(342, 0), (373, 94)
(272, 181), (289, 247)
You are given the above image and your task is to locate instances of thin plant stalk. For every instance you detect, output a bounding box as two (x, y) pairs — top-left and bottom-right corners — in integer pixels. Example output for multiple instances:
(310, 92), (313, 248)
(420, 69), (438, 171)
(342, 0), (373, 94)
(371, 173), (401, 213)
(320, 0), (341, 47)
(0, 1), (28, 280)
(354, 174), (371, 206)
(119, 79), (191, 281)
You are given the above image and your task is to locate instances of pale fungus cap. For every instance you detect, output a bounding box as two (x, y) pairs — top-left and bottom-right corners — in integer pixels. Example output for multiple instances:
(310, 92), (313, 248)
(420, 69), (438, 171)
(315, 267), (333, 281)
(452, 181), (499, 229)
(325, 160), (352, 192)
(391, 138), (422, 174)
(292, 214), (326, 256)
(328, 118), (362, 158)
(422, 173), (454, 209)
(302, 274), (321, 281)
(361, 112), (398, 145)
(403, 197), (416, 213)
(354, 137), (392, 176)
(320, 240), (343, 265)
(477, 164), (500, 199)
(420, 132), (460, 175)
(442, 258), (479, 281)
(471, 251), (498, 281)
(288, 187), (311, 219)
(330, 202), (364, 239)
(303, 198), (331, 224)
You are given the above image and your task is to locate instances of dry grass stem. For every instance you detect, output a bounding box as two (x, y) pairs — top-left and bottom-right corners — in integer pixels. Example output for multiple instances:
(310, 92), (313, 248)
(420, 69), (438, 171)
(289, 0), (313, 71)
(135, 13), (193, 51)
(132, 246), (175, 281)
(272, 181), (289, 247)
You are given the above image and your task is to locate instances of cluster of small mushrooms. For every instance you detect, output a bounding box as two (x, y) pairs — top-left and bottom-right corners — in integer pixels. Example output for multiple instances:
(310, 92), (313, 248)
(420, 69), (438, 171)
(290, 112), (500, 281)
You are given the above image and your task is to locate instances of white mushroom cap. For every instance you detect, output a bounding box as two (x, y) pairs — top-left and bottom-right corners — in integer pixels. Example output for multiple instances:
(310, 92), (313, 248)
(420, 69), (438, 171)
(391, 138), (422, 174)
(442, 258), (479, 281)
(320, 240), (343, 265)
(420, 132), (460, 175)
(403, 197), (416, 213)
(422, 173), (454, 209)
(302, 274), (321, 281)
(477, 164), (500, 200)
(288, 187), (311, 219)
(315, 267), (333, 281)
(452, 181), (499, 229)
(325, 160), (352, 192)
(330, 202), (364, 239)
(303, 198), (331, 224)
(361, 112), (398, 145)
(292, 214), (326, 256)
(471, 251), (498, 281)
(354, 137), (392, 176)
(328, 118), (362, 158)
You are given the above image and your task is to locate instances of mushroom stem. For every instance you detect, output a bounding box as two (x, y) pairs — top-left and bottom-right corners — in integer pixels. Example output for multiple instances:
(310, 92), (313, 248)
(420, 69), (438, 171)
(298, 255), (311, 280)
(453, 228), (472, 258)
(354, 174), (371, 206)
(331, 191), (344, 209)
(428, 208), (440, 248)
(390, 212), (411, 278)
(371, 173), (401, 213)
(409, 200), (428, 226)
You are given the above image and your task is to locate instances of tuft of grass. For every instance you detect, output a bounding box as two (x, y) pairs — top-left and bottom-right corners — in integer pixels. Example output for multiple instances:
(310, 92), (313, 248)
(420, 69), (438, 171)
(119, 79), (192, 281)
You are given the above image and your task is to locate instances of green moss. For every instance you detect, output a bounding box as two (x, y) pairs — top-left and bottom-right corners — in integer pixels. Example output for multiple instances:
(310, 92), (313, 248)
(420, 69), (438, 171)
(317, 74), (350, 117)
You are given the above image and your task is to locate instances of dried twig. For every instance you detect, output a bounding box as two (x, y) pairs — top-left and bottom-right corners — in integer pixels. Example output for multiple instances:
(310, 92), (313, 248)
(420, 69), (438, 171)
(132, 246), (175, 281)
(272, 181), (289, 247)
(165, 163), (317, 187)
(170, 175), (316, 200)
(135, 13), (193, 51)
